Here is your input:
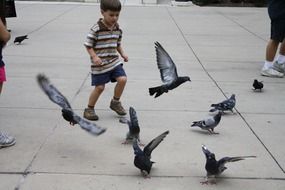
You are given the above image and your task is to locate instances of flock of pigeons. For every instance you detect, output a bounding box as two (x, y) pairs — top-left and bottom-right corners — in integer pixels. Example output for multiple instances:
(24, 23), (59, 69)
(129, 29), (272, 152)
(37, 41), (257, 185)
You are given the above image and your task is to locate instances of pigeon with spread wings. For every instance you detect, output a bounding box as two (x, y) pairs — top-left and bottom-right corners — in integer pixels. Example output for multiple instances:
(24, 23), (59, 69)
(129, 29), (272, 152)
(37, 74), (106, 136)
(133, 130), (169, 177)
(201, 145), (256, 184)
(119, 107), (142, 144)
(149, 42), (190, 98)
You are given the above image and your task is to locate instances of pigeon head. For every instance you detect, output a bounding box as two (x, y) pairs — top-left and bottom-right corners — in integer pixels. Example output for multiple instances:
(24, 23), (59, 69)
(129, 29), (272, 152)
(202, 145), (216, 160)
(230, 94), (235, 100)
(183, 76), (191, 82)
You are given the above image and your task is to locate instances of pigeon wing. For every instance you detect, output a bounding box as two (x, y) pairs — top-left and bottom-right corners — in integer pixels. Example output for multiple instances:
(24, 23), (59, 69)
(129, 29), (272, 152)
(218, 156), (256, 166)
(133, 139), (144, 156)
(143, 130), (169, 158)
(72, 112), (106, 136)
(204, 116), (216, 127)
(155, 42), (178, 84)
(129, 107), (140, 134)
(37, 74), (72, 109)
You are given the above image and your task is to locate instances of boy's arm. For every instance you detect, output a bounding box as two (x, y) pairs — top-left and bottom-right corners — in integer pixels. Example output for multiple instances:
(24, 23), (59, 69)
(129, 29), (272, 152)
(0, 19), (10, 44)
(117, 46), (128, 62)
(85, 46), (102, 65)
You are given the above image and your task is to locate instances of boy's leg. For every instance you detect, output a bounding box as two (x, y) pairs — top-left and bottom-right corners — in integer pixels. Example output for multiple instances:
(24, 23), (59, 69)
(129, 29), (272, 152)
(261, 39), (284, 77)
(0, 82), (3, 94)
(110, 76), (127, 115)
(83, 85), (105, 121)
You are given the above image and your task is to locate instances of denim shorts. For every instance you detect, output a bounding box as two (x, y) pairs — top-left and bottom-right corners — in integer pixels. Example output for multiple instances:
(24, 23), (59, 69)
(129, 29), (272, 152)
(91, 64), (126, 86)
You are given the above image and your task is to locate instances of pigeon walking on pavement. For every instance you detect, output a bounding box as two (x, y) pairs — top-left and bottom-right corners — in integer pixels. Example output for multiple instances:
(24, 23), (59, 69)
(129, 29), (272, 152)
(37, 74), (106, 136)
(133, 130), (169, 177)
(14, 35), (28, 44)
(191, 111), (222, 134)
(209, 94), (236, 113)
(119, 107), (142, 145)
(149, 42), (191, 98)
(252, 79), (263, 91)
(201, 145), (256, 184)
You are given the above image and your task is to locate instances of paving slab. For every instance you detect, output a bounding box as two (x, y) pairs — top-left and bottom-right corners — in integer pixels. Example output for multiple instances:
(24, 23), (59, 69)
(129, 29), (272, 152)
(1, 1), (285, 190)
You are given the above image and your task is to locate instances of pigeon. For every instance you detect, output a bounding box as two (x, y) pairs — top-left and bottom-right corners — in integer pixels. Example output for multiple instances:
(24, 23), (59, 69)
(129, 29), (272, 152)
(191, 111), (222, 134)
(14, 35), (28, 44)
(133, 130), (169, 177)
(209, 94), (236, 113)
(201, 145), (256, 184)
(119, 107), (142, 145)
(149, 42), (191, 98)
(37, 74), (106, 136)
(252, 79), (263, 91)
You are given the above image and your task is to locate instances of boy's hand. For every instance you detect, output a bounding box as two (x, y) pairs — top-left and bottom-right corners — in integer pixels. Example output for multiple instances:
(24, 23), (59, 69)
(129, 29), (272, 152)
(121, 54), (129, 62)
(91, 55), (102, 65)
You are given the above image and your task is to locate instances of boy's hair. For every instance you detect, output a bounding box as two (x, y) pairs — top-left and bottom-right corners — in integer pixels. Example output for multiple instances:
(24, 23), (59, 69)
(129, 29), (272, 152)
(100, 0), (121, 12)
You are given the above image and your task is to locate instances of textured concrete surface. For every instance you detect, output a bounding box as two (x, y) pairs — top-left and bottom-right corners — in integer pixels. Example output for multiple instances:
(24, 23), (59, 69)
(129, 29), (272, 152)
(0, 1), (284, 190)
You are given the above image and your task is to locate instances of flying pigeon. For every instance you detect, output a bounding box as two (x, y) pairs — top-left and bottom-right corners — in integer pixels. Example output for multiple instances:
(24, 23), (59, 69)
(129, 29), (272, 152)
(37, 74), (106, 136)
(191, 111), (222, 134)
(14, 35), (28, 44)
(252, 79), (263, 91)
(149, 42), (191, 98)
(119, 107), (142, 145)
(209, 94), (236, 113)
(133, 130), (169, 177)
(201, 145), (256, 184)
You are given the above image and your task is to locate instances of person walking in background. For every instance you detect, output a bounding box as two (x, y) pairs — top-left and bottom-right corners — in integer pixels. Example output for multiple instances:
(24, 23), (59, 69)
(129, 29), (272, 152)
(83, 0), (128, 121)
(0, 19), (16, 148)
(260, 0), (285, 77)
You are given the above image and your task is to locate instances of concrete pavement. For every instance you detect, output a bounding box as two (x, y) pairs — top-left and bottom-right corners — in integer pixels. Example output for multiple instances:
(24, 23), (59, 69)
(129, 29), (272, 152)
(0, 1), (285, 189)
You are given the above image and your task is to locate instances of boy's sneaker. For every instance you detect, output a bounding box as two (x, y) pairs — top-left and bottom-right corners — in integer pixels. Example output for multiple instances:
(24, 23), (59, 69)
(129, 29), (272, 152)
(110, 99), (127, 116)
(273, 61), (285, 73)
(0, 132), (16, 148)
(261, 68), (284, 78)
(83, 108), (99, 121)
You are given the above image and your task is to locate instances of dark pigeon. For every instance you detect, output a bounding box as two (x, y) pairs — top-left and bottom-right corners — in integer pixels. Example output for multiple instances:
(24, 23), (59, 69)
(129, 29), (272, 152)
(149, 42), (190, 98)
(119, 107), (142, 144)
(201, 145), (256, 184)
(37, 74), (106, 136)
(209, 94), (236, 113)
(191, 111), (222, 134)
(252, 79), (263, 91)
(133, 130), (169, 177)
(14, 35), (28, 44)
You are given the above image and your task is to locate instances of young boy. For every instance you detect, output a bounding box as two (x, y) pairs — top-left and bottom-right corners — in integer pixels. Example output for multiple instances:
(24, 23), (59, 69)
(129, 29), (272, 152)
(0, 19), (16, 148)
(260, 0), (285, 77)
(83, 0), (128, 121)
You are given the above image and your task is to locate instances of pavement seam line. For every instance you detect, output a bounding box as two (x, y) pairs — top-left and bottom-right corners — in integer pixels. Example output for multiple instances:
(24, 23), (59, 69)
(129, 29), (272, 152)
(165, 7), (285, 174)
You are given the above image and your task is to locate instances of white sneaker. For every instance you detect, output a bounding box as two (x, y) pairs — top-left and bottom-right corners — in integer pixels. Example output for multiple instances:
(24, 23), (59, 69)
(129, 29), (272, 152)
(273, 61), (285, 73)
(261, 67), (284, 78)
(0, 132), (16, 148)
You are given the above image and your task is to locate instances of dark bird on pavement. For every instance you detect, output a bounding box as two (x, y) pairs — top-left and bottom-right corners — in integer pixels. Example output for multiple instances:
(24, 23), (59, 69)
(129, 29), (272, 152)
(191, 110), (222, 134)
(201, 145), (256, 184)
(37, 74), (106, 136)
(133, 130), (169, 177)
(149, 42), (191, 98)
(252, 79), (263, 91)
(209, 94), (236, 113)
(119, 107), (142, 145)
(14, 35), (28, 44)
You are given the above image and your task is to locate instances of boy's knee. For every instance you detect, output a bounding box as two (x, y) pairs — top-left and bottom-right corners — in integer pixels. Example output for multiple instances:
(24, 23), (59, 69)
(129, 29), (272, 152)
(117, 76), (127, 84)
(95, 85), (105, 92)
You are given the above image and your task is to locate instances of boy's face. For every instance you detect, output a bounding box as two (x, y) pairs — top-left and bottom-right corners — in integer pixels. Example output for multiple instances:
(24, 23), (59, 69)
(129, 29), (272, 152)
(101, 10), (120, 27)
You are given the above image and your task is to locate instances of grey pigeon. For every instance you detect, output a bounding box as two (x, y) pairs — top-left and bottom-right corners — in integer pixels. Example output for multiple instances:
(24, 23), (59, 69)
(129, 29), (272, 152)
(133, 130), (169, 177)
(201, 145), (256, 184)
(209, 94), (236, 113)
(14, 35), (28, 44)
(119, 107), (141, 144)
(191, 111), (222, 134)
(252, 79), (263, 91)
(37, 74), (106, 136)
(149, 42), (191, 98)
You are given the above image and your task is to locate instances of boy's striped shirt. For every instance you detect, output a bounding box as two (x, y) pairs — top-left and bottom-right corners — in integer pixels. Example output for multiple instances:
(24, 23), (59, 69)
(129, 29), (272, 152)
(84, 19), (123, 74)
